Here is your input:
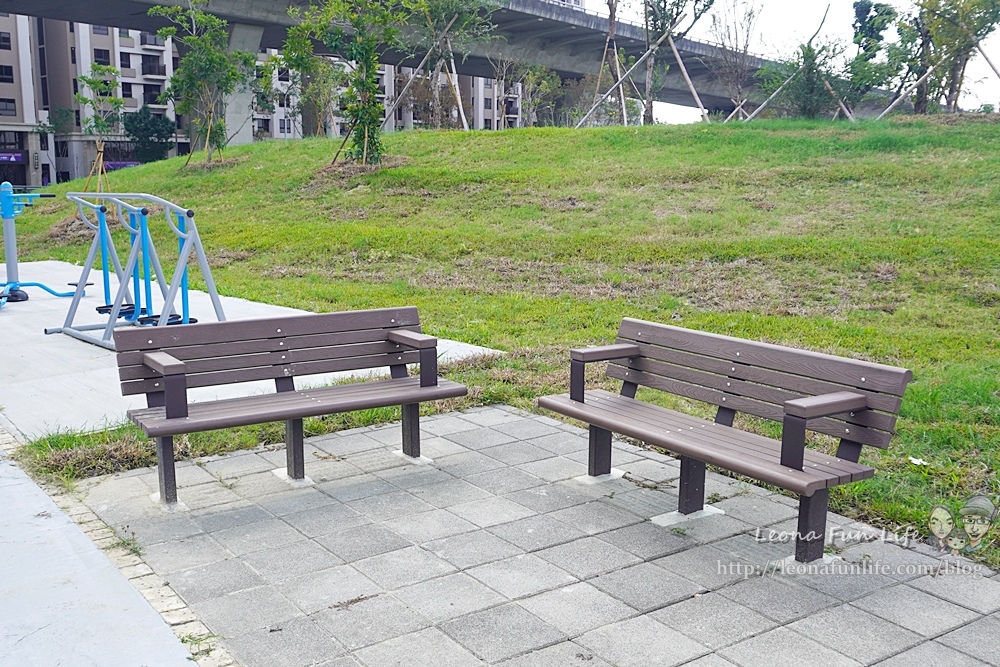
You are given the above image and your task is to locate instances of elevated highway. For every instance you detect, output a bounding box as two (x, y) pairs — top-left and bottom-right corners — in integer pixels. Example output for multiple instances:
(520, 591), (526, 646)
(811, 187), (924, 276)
(15, 0), (770, 110)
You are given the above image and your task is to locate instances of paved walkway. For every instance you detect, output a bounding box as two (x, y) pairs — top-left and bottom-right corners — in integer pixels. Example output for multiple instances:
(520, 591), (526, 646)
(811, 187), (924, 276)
(69, 407), (1000, 667)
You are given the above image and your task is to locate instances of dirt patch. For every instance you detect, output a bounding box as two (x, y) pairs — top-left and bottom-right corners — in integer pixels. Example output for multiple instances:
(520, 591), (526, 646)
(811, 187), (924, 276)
(301, 155), (412, 194)
(890, 113), (1000, 126)
(46, 214), (95, 244)
(187, 156), (249, 170)
(208, 249), (254, 269)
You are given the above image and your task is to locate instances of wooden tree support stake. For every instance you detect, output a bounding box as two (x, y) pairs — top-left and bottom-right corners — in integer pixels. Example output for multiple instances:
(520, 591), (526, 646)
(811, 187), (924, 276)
(876, 64), (937, 120)
(381, 14), (458, 129)
(667, 33), (710, 123)
(823, 78), (856, 122)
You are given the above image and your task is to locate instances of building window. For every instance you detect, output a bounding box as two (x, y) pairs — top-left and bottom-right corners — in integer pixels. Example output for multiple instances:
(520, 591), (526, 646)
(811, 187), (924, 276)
(72, 78), (78, 94)
(0, 65), (12, 84)
(93, 25), (109, 35)
(121, 82), (132, 98)
(278, 68), (290, 82)
(55, 141), (68, 157)
(256, 118), (270, 133)
(94, 49), (111, 66)
(57, 171), (70, 183)
(279, 118), (289, 134)
(0, 98), (16, 116)
(0, 32), (11, 51)
(40, 78), (49, 108)
(120, 29), (129, 38)
(40, 133), (49, 151)
(0, 131), (20, 149)
(70, 47), (76, 64)
(484, 79), (492, 88)
(36, 17), (43, 45)
(484, 97), (492, 110)
(120, 52), (130, 69)
(68, 22), (74, 33)
(74, 109), (80, 126)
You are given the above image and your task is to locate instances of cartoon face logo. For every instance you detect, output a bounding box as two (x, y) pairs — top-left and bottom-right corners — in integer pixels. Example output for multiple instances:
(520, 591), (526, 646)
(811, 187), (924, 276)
(945, 527), (968, 556)
(928, 505), (954, 551)
(959, 495), (996, 552)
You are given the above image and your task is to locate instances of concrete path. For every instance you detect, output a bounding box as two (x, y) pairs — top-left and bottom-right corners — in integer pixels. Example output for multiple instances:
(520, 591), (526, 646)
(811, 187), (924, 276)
(70, 407), (1000, 667)
(0, 261), (499, 441)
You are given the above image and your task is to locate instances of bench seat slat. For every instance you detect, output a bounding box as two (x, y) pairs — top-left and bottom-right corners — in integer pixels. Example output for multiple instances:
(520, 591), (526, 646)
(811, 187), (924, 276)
(607, 366), (891, 448)
(615, 355), (898, 432)
(609, 340), (903, 413)
(128, 378), (468, 438)
(618, 318), (912, 396)
(114, 307), (421, 352)
(120, 351), (420, 396)
(537, 392), (874, 495)
(582, 390), (871, 483)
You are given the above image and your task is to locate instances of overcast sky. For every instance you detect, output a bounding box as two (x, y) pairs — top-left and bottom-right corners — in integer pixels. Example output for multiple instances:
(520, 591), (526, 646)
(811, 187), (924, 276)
(582, 0), (1000, 121)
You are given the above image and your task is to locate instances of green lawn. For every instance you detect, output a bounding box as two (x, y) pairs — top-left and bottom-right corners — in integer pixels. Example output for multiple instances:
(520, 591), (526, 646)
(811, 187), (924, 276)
(12, 117), (1000, 566)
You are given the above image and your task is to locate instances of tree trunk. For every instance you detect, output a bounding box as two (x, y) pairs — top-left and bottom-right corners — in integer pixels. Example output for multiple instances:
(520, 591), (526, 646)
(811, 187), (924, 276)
(431, 59), (444, 129)
(643, 51), (655, 124)
(606, 1), (627, 125)
(915, 21), (932, 115)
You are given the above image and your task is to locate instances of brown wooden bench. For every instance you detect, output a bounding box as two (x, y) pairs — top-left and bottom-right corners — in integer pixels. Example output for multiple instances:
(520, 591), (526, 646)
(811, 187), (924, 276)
(537, 318), (912, 562)
(114, 307), (467, 505)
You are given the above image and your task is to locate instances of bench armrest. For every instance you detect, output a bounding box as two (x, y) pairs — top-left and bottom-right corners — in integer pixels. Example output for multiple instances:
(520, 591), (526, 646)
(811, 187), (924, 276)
(780, 392), (868, 471)
(142, 352), (188, 419)
(570, 344), (641, 363)
(784, 392), (867, 419)
(569, 344), (641, 402)
(142, 352), (187, 376)
(386, 330), (439, 387)
(388, 329), (437, 349)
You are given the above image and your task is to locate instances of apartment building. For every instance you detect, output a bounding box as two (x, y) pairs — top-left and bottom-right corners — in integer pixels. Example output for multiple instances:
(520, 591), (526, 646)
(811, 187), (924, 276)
(0, 11), (43, 187)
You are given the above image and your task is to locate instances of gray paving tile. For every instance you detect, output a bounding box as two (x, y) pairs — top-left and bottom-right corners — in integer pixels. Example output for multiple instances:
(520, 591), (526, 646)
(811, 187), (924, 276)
(603, 488), (680, 519)
(788, 604), (922, 664)
(141, 532), (230, 575)
(351, 627), (483, 667)
(873, 641), (990, 667)
(353, 545), (457, 590)
(840, 540), (944, 581)
(210, 518), (305, 556)
(175, 482), (247, 510)
(375, 464), (453, 491)
(283, 502), (370, 538)
(312, 593), (431, 650)
(853, 583), (981, 637)
(420, 415), (482, 437)
(169, 557), (267, 604)
(786, 567), (898, 602)
(909, 572), (1000, 614)
(525, 432), (589, 456)
(464, 467), (544, 495)
(347, 449), (409, 475)
(493, 419), (563, 441)
(226, 616), (346, 667)
(519, 583), (635, 636)
(113, 511), (203, 547)
(504, 484), (595, 513)
(718, 627), (861, 667)
(564, 447), (644, 467)
(468, 554), (577, 599)
(444, 427), (518, 451)
(435, 451), (508, 477)
(279, 565), (382, 614)
(518, 457), (589, 482)
(717, 576), (840, 624)
(316, 524), (411, 563)
(576, 616), (709, 667)
(318, 474), (398, 503)
(202, 453), (276, 478)
(191, 585), (304, 639)
(419, 437), (471, 459)
(409, 478), (492, 508)
(254, 488), (337, 516)
(937, 614), (1000, 664)
(651, 592), (777, 650)
(494, 641), (613, 667)
(597, 521), (694, 560)
(681, 656), (741, 667)
(618, 459), (681, 483)
(305, 458), (366, 484)
(242, 539), (344, 585)
(393, 572), (507, 623)
(549, 501), (642, 535)
(423, 530), (524, 570)
(487, 514), (586, 552)
(347, 491), (436, 523)
(712, 533), (804, 567)
(232, 470), (304, 499)
(142, 462), (219, 489)
(664, 513), (757, 544)
(536, 537), (642, 579)
(365, 425), (405, 446)
(713, 494), (798, 527)
(479, 442), (554, 466)
(448, 496), (535, 528)
(311, 431), (385, 456)
(382, 509), (478, 543)
(591, 562), (705, 612)
(460, 408), (524, 427)
(654, 544), (755, 591)
(441, 603), (566, 663)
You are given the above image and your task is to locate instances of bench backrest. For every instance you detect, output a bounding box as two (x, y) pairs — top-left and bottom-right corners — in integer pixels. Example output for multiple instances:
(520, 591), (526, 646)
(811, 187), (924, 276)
(608, 318), (912, 449)
(114, 307), (422, 397)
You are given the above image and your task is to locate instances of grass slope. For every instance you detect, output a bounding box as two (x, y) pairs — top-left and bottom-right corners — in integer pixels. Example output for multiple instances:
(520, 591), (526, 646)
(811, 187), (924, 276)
(12, 118), (1000, 565)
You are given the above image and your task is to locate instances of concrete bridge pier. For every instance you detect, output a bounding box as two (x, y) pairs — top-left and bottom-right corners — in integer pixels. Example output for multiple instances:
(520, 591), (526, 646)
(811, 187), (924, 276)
(226, 23), (264, 147)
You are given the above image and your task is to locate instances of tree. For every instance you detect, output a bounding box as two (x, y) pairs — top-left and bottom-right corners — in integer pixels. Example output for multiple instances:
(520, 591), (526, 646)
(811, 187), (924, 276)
(515, 65), (562, 126)
(286, 0), (417, 164)
(123, 106), (177, 163)
(918, 0), (1000, 112)
(708, 0), (760, 119)
(643, 0), (716, 124)
(149, 1), (257, 164)
(756, 41), (843, 119)
(75, 64), (125, 191)
(842, 1), (903, 110)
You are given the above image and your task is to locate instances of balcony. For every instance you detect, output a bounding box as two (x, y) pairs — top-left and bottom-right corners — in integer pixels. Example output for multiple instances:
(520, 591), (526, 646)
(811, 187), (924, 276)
(141, 63), (167, 77)
(140, 32), (165, 48)
(120, 67), (137, 79)
(143, 92), (166, 106)
(119, 36), (135, 48)
(124, 97), (138, 109)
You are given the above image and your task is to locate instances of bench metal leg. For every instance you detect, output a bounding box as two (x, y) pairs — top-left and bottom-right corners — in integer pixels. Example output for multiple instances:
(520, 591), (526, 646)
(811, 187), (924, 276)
(286, 418), (305, 480)
(401, 403), (420, 458)
(588, 425), (612, 476)
(678, 456), (706, 514)
(155, 436), (177, 504)
(795, 489), (829, 563)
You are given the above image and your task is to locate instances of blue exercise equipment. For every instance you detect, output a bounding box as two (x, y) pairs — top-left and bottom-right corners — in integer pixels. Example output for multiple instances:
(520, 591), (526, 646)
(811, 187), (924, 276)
(45, 192), (226, 350)
(1, 181), (75, 308)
